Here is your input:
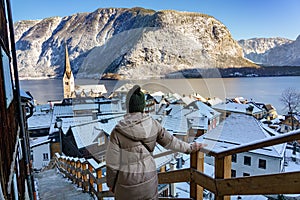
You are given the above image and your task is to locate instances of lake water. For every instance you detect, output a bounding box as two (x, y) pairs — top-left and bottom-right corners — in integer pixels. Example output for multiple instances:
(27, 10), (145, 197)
(20, 76), (300, 115)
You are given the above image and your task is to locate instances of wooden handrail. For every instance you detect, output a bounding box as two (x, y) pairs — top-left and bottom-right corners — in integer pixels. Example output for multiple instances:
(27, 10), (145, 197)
(216, 171), (300, 196)
(206, 129), (300, 158)
(158, 169), (190, 184)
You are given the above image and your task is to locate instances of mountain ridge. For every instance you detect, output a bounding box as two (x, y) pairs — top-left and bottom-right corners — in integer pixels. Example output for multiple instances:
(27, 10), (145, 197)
(14, 7), (256, 79)
(238, 36), (300, 66)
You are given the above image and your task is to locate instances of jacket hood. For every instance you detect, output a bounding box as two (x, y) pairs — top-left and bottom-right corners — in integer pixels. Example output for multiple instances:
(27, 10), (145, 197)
(115, 113), (157, 141)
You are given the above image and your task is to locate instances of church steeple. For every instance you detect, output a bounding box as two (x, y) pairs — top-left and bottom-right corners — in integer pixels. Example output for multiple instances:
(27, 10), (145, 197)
(63, 44), (75, 98)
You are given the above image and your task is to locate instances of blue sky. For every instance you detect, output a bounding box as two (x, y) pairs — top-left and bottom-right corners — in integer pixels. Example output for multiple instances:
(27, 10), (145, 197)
(10, 0), (300, 40)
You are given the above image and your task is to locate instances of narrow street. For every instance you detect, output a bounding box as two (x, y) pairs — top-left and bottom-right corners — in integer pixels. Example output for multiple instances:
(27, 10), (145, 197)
(34, 169), (94, 200)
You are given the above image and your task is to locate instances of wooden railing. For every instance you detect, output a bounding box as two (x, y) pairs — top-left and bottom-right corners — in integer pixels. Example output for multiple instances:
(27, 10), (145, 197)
(55, 129), (300, 200)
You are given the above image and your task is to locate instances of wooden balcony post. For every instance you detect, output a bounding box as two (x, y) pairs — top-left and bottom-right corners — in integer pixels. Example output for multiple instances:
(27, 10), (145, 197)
(190, 151), (204, 200)
(82, 162), (89, 192)
(96, 168), (103, 193)
(169, 161), (177, 197)
(88, 164), (94, 194)
(215, 156), (231, 200)
(62, 157), (66, 171)
(67, 159), (71, 177)
(76, 161), (81, 187)
(71, 160), (76, 183)
(160, 165), (166, 173)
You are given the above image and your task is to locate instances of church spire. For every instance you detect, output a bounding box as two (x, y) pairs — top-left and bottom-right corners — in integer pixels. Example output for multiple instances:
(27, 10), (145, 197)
(63, 43), (75, 98)
(64, 44), (72, 79)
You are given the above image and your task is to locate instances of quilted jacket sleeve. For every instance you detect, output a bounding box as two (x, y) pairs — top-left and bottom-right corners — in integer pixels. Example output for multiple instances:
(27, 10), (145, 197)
(154, 119), (192, 154)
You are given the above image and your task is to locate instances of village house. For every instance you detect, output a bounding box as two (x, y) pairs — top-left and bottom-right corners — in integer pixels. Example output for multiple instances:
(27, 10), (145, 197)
(27, 104), (52, 137)
(197, 113), (286, 177)
(161, 101), (220, 142)
(212, 101), (264, 120)
(280, 114), (300, 133)
(262, 103), (278, 120)
(30, 136), (51, 171)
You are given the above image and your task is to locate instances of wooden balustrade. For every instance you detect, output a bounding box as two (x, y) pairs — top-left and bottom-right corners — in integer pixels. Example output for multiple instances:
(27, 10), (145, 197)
(54, 129), (300, 200)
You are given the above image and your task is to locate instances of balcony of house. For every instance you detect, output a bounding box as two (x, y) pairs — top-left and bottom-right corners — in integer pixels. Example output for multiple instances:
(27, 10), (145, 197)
(53, 129), (300, 200)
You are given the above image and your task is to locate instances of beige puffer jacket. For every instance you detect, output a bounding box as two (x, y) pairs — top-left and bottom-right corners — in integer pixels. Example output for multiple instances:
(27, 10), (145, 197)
(105, 112), (192, 200)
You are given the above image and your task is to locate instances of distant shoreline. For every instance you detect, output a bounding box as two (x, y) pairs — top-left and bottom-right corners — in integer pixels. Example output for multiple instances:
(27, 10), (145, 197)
(19, 66), (300, 80)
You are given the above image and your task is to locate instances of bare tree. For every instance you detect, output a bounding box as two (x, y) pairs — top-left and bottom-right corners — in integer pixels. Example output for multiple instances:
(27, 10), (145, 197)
(280, 87), (300, 131)
(280, 88), (300, 113)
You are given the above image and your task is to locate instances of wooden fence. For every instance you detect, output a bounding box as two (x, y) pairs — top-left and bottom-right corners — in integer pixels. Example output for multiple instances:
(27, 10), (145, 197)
(55, 129), (300, 200)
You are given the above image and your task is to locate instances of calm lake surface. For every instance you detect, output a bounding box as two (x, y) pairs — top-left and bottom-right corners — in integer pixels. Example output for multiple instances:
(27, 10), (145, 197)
(20, 76), (300, 115)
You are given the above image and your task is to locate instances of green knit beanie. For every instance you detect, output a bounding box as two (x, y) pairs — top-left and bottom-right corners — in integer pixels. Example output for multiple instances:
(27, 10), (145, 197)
(126, 85), (145, 113)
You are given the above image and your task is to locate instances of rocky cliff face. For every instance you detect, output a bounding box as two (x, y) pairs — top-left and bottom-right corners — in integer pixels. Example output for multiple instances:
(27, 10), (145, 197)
(238, 37), (300, 66)
(14, 7), (255, 79)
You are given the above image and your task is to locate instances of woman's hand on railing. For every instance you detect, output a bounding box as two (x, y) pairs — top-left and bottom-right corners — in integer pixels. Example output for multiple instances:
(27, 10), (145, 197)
(190, 142), (207, 152)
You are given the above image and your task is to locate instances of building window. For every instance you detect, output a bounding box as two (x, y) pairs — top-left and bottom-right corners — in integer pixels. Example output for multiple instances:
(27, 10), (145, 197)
(65, 82), (69, 85)
(232, 154), (237, 163)
(98, 136), (105, 146)
(43, 153), (49, 161)
(1, 48), (14, 108)
(244, 156), (251, 166)
(231, 169), (236, 177)
(258, 159), (266, 169)
(243, 172), (250, 177)
(99, 155), (106, 163)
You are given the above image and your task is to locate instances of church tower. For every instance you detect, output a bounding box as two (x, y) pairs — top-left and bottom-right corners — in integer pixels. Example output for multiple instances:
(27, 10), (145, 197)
(63, 44), (75, 98)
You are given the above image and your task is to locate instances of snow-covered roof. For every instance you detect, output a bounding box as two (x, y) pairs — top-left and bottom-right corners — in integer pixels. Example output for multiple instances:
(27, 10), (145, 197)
(196, 113), (285, 158)
(206, 97), (223, 106)
(49, 115), (93, 135)
(53, 105), (73, 117)
(181, 96), (194, 106)
(162, 115), (188, 135)
(114, 83), (134, 93)
(75, 84), (107, 94)
(60, 116), (94, 134)
(30, 136), (51, 148)
(168, 104), (184, 116)
(186, 113), (209, 130)
(187, 101), (220, 119)
(71, 121), (102, 149)
(72, 103), (99, 112)
(97, 114), (124, 135)
(28, 111), (52, 130)
(212, 102), (263, 114)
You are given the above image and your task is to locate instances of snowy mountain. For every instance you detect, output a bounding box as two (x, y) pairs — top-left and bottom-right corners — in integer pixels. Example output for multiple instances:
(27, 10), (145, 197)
(14, 7), (255, 79)
(238, 36), (300, 66)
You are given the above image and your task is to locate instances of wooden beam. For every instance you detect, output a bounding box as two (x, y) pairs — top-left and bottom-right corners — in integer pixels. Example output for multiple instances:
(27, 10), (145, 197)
(215, 156), (231, 200)
(190, 151), (204, 200)
(215, 129), (300, 158)
(191, 169), (217, 194)
(153, 150), (173, 159)
(216, 171), (300, 196)
(158, 169), (190, 184)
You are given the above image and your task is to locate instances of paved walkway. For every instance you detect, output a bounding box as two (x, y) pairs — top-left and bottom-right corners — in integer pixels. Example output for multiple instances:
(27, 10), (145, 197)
(34, 168), (94, 200)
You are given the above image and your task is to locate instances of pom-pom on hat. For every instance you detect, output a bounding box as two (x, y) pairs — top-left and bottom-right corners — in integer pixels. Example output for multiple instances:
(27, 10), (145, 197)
(126, 85), (145, 113)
